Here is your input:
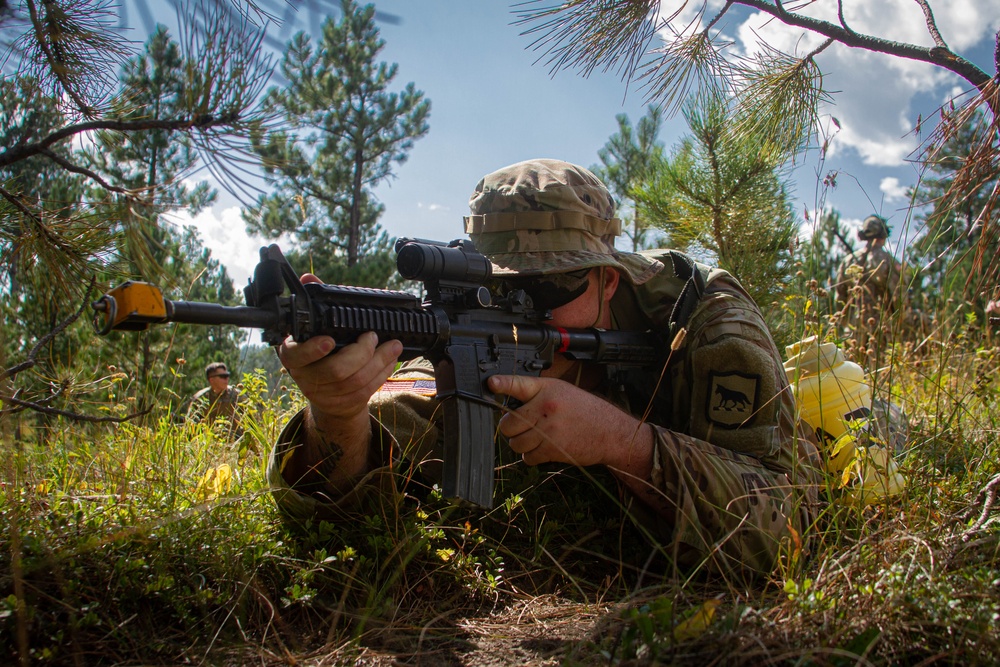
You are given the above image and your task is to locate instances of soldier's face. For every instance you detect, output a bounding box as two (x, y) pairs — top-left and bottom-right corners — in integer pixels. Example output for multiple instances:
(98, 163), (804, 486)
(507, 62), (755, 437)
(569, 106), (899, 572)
(547, 269), (595, 327)
(543, 267), (621, 383)
(207, 372), (230, 392)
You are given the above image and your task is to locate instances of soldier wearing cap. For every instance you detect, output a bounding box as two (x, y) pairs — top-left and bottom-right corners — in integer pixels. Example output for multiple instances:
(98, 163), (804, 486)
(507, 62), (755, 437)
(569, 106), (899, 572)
(269, 159), (821, 576)
(187, 361), (242, 435)
(834, 215), (904, 354)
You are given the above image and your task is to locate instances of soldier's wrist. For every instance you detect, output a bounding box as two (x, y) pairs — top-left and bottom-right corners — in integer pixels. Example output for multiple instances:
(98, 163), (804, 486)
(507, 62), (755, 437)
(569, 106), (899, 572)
(302, 405), (372, 481)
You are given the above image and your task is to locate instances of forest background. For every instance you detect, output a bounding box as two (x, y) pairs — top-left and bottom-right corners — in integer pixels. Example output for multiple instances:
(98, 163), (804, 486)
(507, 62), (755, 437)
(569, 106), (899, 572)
(2, 0), (1000, 665)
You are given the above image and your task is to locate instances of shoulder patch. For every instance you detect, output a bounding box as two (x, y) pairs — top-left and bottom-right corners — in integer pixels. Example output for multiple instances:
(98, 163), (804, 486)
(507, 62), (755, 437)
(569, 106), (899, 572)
(706, 371), (760, 429)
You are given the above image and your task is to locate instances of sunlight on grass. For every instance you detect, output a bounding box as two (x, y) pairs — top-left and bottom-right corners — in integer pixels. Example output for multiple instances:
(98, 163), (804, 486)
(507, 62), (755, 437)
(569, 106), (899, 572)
(3, 313), (1000, 664)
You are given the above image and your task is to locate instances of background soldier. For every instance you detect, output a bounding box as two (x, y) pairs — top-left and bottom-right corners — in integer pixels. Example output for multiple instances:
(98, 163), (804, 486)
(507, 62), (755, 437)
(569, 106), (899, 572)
(987, 298), (1000, 346)
(835, 215), (904, 357)
(187, 362), (242, 438)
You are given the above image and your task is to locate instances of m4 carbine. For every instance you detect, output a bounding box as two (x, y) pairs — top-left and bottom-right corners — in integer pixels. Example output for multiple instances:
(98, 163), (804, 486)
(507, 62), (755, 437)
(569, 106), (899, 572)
(92, 238), (661, 508)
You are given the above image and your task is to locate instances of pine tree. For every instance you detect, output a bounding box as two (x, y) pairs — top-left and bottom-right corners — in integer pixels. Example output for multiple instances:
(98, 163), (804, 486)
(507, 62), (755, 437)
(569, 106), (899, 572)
(84, 25), (244, 403)
(0, 78), (95, 432)
(245, 0), (430, 287)
(591, 105), (665, 252)
(0, 77), (96, 300)
(1, 0), (271, 424)
(908, 108), (1000, 320)
(633, 91), (799, 311)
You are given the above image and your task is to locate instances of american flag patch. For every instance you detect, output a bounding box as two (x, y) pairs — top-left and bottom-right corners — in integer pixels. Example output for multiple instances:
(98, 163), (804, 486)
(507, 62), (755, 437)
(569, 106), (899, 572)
(376, 376), (437, 396)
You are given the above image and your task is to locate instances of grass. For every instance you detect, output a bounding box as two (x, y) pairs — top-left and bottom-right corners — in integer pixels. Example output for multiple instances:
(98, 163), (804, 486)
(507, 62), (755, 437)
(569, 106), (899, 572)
(2, 322), (1000, 665)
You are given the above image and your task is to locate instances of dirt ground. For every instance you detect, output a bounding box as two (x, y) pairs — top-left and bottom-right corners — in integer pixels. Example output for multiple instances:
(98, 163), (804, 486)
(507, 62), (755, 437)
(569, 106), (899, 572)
(369, 598), (611, 666)
(250, 597), (619, 666)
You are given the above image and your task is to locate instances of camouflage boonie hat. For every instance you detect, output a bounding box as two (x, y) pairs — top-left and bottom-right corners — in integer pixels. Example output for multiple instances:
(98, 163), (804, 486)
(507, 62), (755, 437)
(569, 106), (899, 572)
(858, 215), (889, 240)
(464, 158), (662, 284)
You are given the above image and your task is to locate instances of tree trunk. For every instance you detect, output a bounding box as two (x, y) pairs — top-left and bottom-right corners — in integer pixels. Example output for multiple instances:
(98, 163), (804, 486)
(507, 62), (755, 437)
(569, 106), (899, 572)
(348, 146), (364, 267)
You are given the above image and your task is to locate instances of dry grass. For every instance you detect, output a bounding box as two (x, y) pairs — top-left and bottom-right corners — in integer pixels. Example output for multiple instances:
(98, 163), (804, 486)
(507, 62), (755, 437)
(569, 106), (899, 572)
(3, 318), (1000, 665)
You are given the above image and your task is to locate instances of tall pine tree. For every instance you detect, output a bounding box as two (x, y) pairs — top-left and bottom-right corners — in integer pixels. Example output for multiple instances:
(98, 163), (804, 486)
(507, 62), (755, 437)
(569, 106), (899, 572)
(591, 105), (665, 252)
(85, 26), (243, 404)
(245, 0), (430, 287)
(633, 91), (799, 312)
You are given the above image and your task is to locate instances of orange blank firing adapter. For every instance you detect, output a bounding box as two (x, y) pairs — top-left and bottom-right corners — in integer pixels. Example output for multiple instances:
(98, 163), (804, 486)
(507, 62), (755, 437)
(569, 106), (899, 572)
(92, 282), (168, 334)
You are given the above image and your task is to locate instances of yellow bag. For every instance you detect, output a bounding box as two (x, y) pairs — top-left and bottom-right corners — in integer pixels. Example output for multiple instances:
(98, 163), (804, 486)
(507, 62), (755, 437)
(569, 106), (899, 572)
(783, 336), (871, 444)
(784, 336), (906, 506)
(825, 432), (906, 505)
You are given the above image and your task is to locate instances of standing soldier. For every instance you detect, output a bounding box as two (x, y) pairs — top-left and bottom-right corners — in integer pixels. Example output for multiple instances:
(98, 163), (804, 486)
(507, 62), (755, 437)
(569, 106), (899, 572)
(835, 215), (903, 357)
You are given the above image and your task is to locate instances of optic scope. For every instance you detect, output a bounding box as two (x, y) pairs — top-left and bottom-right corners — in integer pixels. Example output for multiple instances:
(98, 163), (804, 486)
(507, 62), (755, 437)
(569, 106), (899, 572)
(395, 238), (492, 285)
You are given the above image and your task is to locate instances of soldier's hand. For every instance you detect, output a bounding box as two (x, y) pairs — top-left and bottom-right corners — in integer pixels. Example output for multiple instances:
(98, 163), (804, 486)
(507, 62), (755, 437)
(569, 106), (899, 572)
(279, 331), (402, 422)
(488, 374), (648, 469)
(278, 273), (403, 425)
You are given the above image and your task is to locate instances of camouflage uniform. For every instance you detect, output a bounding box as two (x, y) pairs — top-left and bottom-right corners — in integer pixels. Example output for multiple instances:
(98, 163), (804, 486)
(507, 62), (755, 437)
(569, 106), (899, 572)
(268, 159), (821, 577)
(187, 385), (241, 424)
(187, 362), (243, 441)
(835, 216), (903, 346)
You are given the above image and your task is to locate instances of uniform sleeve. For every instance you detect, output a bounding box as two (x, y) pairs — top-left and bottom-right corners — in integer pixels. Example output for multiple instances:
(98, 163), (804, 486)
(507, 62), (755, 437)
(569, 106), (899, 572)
(633, 282), (822, 575)
(267, 358), (443, 524)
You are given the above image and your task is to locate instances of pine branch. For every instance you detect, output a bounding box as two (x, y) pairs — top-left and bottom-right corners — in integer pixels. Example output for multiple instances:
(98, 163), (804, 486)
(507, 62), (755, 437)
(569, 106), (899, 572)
(915, 0), (948, 50)
(835, 0), (856, 37)
(0, 115), (240, 169)
(736, 0), (992, 92)
(39, 147), (128, 194)
(0, 393), (152, 422)
(0, 184), (84, 258)
(0, 276), (152, 423)
(24, 0), (95, 115)
(0, 277), (96, 384)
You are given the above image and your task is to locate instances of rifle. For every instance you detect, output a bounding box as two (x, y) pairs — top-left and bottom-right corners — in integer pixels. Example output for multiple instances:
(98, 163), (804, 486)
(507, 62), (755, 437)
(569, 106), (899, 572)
(92, 238), (661, 507)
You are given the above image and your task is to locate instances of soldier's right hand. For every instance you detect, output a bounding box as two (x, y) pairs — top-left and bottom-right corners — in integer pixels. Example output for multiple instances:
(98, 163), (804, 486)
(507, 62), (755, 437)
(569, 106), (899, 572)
(279, 330), (403, 423)
(277, 273), (404, 424)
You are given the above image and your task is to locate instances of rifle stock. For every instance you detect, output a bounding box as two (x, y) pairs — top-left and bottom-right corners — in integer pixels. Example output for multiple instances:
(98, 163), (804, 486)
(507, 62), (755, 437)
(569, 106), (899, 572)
(92, 239), (661, 507)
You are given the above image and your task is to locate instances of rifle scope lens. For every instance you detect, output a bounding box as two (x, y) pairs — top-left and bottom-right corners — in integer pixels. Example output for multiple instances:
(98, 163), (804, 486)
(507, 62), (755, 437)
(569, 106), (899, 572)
(396, 241), (492, 284)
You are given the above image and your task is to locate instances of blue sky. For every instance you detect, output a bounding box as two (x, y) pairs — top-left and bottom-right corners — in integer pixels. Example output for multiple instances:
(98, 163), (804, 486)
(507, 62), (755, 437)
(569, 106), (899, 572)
(159, 1), (1000, 286)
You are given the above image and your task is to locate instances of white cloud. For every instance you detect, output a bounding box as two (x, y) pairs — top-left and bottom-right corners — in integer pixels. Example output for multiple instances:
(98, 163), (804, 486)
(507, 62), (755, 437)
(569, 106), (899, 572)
(656, 1), (1000, 167)
(417, 202), (450, 213)
(880, 177), (908, 202)
(164, 205), (273, 287)
(842, 216), (865, 235)
(831, 115), (918, 167)
(931, 0), (1000, 50)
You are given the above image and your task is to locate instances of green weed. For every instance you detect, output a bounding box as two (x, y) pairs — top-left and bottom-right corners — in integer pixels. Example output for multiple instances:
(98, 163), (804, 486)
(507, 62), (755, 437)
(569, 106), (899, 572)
(3, 324), (1000, 665)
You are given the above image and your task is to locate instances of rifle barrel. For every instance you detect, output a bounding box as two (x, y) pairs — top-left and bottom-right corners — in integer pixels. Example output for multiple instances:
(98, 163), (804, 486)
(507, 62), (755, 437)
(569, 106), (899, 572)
(165, 300), (279, 330)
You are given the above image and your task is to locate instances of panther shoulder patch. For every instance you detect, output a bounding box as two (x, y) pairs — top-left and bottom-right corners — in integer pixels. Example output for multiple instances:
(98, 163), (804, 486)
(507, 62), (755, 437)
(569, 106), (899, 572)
(706, 371), (760, 428)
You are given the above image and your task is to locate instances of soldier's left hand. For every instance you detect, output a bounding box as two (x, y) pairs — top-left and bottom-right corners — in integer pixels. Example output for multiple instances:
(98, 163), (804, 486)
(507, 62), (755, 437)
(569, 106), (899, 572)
(488, 374), (643, 468)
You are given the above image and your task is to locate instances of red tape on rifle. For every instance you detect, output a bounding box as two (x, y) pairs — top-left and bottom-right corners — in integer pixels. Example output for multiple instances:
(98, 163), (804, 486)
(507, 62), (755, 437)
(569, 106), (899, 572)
(556, 327), (570, 354)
